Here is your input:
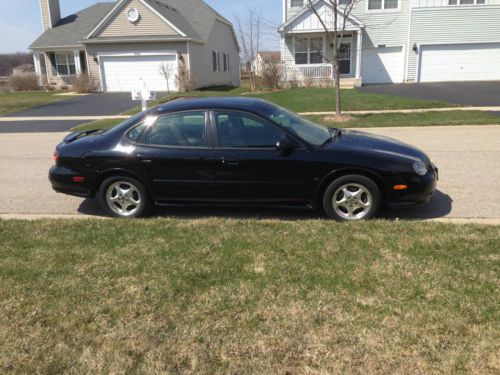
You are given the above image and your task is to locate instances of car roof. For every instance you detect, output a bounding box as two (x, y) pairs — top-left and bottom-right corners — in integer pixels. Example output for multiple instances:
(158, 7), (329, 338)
(154, 96), (270, 114)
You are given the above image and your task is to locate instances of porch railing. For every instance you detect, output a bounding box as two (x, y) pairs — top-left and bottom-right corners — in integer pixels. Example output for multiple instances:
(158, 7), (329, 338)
(284, 65), (333, 81)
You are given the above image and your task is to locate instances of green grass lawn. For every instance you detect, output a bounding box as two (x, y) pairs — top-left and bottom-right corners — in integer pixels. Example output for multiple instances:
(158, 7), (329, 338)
(0, 219), (498, 374)
(305, 110), (500, 129)
(0, 90), (66, 115)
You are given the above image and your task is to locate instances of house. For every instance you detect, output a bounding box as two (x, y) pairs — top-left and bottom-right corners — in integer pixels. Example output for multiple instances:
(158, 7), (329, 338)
(279, 0), (500, 86)
(30, 0), (240, 92)
(252, 51), (282, 75)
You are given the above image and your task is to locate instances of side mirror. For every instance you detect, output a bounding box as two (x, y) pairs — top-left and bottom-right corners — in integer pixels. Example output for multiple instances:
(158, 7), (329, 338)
(276, 138), (294, 154)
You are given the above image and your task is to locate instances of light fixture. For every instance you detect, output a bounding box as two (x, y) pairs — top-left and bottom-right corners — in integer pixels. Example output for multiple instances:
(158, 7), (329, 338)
(413, 43), (418, 53)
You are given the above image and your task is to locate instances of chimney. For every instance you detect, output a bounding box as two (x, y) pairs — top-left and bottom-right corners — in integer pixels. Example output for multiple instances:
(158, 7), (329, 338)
(40, 0), (61, 31)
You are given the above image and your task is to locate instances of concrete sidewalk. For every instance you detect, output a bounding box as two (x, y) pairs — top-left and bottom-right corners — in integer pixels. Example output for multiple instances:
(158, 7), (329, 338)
(0, 116), (130, 122)
(300, 106), (500, 116)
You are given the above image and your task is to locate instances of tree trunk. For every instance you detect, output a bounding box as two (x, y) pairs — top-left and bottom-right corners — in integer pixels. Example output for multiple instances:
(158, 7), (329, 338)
(334, 62), (341, 116)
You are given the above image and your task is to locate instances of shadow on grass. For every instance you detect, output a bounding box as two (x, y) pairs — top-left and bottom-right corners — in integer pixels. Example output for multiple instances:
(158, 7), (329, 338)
(198, 85), (237, 92)
(78, 190), (453, 221)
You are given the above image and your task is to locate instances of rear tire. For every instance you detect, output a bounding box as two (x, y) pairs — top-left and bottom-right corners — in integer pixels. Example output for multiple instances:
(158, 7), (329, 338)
(323, 175), (381, 222)
(99, 176), (151, 218)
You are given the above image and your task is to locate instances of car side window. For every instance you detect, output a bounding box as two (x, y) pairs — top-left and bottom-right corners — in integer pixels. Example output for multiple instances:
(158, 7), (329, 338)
(145, 111), (207, 147)
(126, 123), (148, 143)
(214, 111), (284, 148)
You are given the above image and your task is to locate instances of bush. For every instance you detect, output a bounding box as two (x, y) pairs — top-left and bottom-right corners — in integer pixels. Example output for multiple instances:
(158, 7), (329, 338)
(70, 73), (98, 93)
(260, 62), (283, 90)
(175, 63), (196, 92)
(8, 73), (39, 91)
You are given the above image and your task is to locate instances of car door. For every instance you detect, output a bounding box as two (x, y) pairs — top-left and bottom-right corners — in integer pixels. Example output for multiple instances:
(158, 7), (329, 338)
(211, 110), (312, 203)
(133, 110), (216, 202)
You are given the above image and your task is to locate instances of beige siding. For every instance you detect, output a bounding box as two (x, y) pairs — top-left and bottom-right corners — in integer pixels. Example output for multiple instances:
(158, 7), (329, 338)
(96, 0), (180, 38)
(85, 42), (188, 91)
(40, 0), (61, 30)
(189, 20), (240, 88)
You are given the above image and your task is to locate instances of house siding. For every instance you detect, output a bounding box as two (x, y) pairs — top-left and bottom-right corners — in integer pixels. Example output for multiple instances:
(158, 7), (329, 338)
(40, 0), (61, 30)
(407, 5), (500, 80)
(189, 20), (240, 88)
(96, 0), (180, 38)
(85, 42), (188, 91)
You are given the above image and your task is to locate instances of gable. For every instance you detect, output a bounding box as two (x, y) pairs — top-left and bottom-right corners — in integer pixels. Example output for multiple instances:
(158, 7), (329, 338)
(95, 0), (181, 39)
(281, 0), (363, 32)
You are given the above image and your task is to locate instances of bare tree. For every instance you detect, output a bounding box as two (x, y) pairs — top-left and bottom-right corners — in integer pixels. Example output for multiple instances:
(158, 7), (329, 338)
(159, 63), (174, 94)
(307, 0), (360, 116)
(234, 7), (263, 92)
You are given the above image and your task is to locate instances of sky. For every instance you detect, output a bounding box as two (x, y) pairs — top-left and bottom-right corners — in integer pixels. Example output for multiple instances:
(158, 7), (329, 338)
(0, 0), (283, 53)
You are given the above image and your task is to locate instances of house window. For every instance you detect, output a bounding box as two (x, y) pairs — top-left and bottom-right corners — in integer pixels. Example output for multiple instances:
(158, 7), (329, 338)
(449, 0), (485, 4)
(368, 0), (398, 10)
(213, 50), (220, 72)
(55, 53), (76, 76)
(290, 0), (304, 8)
(338, 43), (351, 75)
(223, 52), (230, 72)
(294, 37), (324, 65)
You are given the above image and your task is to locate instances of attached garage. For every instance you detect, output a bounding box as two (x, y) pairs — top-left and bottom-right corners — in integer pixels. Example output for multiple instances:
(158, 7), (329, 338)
(418, 43), (500, 83)
(361, 46), (405, 84)
(100, 54), (178, 92)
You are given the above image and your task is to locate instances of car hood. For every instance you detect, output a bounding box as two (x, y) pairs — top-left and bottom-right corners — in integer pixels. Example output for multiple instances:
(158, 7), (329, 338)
(328, 129), (430, 163)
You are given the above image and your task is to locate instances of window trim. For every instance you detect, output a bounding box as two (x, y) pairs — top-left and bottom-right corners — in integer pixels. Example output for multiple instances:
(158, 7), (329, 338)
(213, 50), (220, 72)
(293, 36), (326, 66)
(210, 109), (307, 151)
(223, 52), (230, 72)
(366, 0), (401, 13)
(448, 0), (486, 5)
(290, 0), (304, 9)
(131, 110), (211, 150)
(54, 52), (76, 77)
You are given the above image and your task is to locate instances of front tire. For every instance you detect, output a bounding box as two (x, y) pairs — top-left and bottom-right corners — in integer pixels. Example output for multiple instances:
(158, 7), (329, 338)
(99, 176), (151, 218)
(323, 175), (381, 222)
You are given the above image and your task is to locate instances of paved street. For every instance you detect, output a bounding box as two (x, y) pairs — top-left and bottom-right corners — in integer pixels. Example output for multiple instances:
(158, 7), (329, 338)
(0, 125), (499, 220)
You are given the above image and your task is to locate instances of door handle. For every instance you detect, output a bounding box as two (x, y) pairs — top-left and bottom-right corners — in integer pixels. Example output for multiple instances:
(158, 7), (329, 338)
(221, 158), (239, 166)
(137, 154), (152, 164)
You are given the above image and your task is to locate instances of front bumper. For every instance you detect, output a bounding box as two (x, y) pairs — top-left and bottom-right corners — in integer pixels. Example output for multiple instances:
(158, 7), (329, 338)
(49, 166), (93, 198)
(387, 165), (438, 209)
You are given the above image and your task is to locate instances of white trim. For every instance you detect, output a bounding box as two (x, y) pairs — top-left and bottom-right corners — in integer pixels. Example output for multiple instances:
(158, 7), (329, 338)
(186, 41), (191, 71)
(73, 50), (82, 75)
(404, 0), (413, 82)
(279, 0), (365, 32)
(97, 51), (178, 58)
(366, 0), (402, 13)
(85, 0), (187, 40)
(355, 31), (362, 79)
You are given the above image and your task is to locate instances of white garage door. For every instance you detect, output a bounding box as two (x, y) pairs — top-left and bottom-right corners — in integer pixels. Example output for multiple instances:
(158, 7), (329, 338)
(419, 43), (500, 82)
(101, 54), (178, 92)
(361, 47), (405, 84)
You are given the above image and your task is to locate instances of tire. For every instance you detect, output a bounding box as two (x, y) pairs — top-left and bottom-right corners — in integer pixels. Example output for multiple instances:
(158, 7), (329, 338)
(322, 175), (381, 222)
(99, 176), (151, 218)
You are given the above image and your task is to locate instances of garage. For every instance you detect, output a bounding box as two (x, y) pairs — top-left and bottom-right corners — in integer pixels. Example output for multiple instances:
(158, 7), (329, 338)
(361, 46), (405, 84)
(419, 43), (500, 82)
(100, 54), (178, 92)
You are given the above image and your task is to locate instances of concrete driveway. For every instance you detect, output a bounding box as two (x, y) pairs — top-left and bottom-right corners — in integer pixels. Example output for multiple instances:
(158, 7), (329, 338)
(1, 125), (499, 221)
(0, 93), (138, 133)
(359, 81), (500, 107)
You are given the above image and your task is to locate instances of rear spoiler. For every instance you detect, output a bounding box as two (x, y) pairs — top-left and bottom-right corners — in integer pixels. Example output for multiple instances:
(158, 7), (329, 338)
(63, 129), (101, 143)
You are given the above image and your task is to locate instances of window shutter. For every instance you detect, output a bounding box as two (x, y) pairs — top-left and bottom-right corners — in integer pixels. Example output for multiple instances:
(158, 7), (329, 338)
(213, 51), (217, 72)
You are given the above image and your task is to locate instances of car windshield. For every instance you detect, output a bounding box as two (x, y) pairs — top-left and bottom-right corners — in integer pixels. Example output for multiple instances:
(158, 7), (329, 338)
(260, 103), (332, 147)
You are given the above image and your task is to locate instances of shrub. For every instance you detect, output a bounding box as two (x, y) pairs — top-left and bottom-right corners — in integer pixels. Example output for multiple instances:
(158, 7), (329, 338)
(8, 73), (39, 91)
(175, 63), (196, 92)
(70, 73), (98, 93)
(260, 62), (283, 90)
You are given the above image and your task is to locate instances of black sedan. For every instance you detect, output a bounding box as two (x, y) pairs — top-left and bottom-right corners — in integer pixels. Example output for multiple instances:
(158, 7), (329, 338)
(49, 97), (438, 221)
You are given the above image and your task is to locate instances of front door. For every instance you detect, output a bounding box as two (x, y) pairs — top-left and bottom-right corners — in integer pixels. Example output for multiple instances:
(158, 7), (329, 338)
(212, 110), (312, 203)
(134, 110), (216, 202)
(339, 42), (351, 75)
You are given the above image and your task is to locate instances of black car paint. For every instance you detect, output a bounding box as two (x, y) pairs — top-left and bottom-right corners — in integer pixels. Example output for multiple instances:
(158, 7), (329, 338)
(49, 97), (437, 210)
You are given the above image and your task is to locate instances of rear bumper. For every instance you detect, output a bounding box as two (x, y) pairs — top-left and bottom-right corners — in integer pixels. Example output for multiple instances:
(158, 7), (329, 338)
(49, 166), (93, 198)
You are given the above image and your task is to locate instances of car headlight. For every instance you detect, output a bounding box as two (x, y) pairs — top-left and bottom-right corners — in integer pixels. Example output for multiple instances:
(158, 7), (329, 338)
(413, 161), (428, 176)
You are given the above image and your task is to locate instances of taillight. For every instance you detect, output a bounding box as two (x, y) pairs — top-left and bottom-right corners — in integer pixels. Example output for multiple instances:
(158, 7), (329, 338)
(53, 151), (59, 162)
